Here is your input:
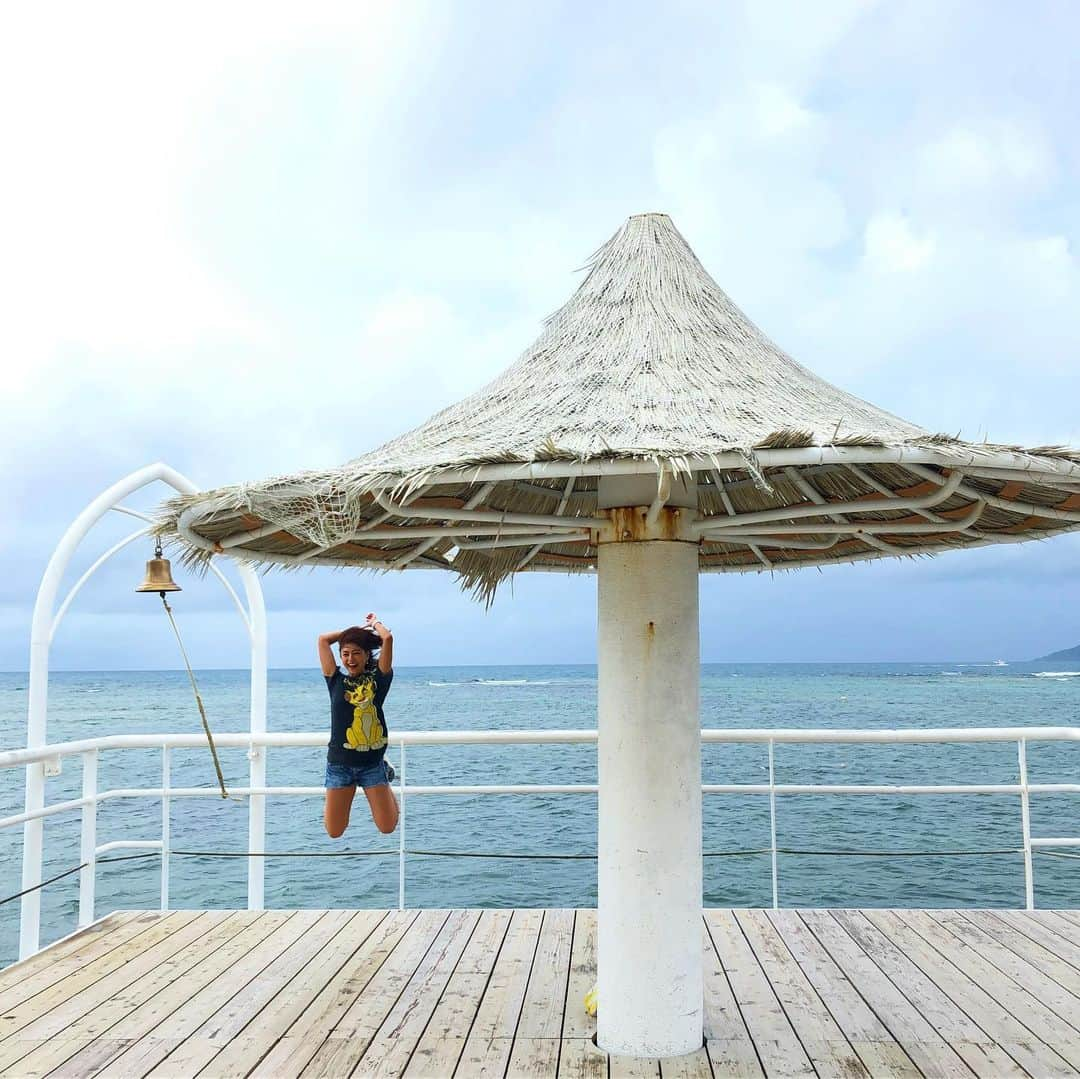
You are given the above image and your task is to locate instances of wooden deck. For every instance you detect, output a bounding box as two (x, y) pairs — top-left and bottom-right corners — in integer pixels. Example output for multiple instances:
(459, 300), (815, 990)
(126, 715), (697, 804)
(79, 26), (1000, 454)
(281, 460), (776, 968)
(2, 908), (1080, 1078)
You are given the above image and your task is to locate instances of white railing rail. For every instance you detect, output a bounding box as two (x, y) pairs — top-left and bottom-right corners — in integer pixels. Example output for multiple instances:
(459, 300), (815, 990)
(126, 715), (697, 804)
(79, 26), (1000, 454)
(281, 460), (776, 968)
(2, 725), (1079, 959)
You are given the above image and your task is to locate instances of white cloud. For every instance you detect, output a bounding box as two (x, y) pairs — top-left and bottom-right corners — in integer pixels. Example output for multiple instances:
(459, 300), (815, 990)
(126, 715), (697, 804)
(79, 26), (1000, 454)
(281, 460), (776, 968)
(752, 84), (818, 139)
(652, 84), (849, 313)
(917, 124), (1056, 196)
(0, 2), (421, 385)
(862, 214), (936, 273)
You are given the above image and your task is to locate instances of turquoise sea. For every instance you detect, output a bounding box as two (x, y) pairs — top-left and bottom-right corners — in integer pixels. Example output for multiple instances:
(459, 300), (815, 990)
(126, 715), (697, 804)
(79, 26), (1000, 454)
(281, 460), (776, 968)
(2, 662), (1079, 968)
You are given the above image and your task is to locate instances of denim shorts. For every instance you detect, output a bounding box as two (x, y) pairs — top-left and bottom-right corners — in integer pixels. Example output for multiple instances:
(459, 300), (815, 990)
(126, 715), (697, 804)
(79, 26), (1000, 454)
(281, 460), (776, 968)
(325, 758), (394, 790)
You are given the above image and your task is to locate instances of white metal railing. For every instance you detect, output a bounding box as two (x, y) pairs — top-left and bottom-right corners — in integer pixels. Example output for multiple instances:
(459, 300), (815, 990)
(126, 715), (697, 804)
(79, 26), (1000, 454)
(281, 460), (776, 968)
(2, 725), (1079, 960)
(20, 462), (268, 962)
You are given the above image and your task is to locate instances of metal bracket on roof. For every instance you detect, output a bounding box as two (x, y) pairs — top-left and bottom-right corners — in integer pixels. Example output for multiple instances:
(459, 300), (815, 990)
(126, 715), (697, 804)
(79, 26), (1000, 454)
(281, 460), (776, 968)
(595, 506), (698, 546)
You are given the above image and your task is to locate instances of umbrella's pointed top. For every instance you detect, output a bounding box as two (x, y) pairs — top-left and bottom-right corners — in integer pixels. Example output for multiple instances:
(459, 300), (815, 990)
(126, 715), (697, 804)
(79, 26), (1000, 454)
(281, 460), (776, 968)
(351, 212), (923, 476)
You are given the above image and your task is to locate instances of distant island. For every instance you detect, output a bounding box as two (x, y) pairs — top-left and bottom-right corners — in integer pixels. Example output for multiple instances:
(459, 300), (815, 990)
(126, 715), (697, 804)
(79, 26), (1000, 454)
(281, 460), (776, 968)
(1036, 644), (1080, 662)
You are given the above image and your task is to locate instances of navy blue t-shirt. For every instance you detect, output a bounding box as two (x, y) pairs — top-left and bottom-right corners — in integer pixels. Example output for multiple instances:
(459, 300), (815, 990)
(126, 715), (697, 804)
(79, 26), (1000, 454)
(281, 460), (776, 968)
(325, 665), (393, 766)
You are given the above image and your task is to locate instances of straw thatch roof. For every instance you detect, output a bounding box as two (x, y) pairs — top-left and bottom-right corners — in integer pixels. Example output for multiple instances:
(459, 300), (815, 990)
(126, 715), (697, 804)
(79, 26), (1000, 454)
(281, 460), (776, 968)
(158, 213), (1080, 600)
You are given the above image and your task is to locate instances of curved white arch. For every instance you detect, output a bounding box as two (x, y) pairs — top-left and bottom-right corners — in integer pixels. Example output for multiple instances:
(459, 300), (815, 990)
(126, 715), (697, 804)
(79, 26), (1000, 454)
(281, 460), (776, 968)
(21, 462), (269, 959)
(50, 526), (152, 639)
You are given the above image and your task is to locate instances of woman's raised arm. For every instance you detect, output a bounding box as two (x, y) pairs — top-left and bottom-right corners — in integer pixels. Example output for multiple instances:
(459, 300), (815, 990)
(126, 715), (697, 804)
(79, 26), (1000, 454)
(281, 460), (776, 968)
(318, 631), (342, 677)
(366, 614), (394, 673)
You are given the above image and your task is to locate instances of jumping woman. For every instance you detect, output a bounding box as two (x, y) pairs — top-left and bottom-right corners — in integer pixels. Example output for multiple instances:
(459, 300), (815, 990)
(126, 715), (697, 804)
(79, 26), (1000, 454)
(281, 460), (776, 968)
(319, 614), (398, 837)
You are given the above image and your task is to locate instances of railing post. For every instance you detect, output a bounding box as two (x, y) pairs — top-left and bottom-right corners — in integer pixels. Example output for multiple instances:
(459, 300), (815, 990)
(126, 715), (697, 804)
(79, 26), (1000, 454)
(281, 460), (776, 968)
(161, 746), (171, 911)
(1018, 738), (1034, 910)
(398, 743), (406, 910)
(245, 571), (268, 910)
(78, 749), (98, 926)
(247, 744), (265, 909)
(20, 636), (51, 959)
(768, 739), (779, 909)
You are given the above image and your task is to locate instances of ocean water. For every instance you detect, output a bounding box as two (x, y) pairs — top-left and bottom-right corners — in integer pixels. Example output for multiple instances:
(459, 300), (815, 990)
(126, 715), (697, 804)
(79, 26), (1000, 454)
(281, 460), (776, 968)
(2, 661), (1079, 967)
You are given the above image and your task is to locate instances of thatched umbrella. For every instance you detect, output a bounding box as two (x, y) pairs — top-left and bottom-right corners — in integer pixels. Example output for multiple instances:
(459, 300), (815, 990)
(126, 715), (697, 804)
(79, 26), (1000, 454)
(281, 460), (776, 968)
(159, 213), (1080, 1058)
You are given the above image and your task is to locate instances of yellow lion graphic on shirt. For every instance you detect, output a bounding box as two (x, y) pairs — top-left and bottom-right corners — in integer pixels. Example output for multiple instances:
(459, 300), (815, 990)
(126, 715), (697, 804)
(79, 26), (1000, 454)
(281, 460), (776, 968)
(343, 679), (387, 752)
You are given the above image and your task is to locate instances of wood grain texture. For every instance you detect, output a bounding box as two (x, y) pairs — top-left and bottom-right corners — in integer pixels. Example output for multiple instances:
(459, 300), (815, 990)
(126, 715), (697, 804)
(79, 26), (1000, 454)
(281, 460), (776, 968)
(4, 906), (1080, 1077)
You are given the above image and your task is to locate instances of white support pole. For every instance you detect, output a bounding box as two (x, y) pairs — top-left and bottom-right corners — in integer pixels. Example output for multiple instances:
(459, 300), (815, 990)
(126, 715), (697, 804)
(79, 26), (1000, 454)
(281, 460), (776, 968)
(78, 750), (98, 926)
(1018, 739), (1034, 910)
(596, 477), (702, 1058)
(245, 572), (268, 910)
(161, 746), (171, 911)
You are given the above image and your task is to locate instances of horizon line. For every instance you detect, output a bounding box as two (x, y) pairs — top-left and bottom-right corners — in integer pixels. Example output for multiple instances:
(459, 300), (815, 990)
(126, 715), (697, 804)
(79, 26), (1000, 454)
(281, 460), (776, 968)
(0, 658), (1047, 675)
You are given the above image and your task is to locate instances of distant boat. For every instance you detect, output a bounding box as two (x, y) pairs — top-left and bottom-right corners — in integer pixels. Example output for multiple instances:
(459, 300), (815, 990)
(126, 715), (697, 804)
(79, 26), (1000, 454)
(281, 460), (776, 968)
(993, 659), (1008, 667)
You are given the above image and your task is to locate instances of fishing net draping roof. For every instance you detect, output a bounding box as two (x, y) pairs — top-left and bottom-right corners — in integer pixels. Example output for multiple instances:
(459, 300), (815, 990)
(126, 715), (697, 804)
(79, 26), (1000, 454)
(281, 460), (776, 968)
(158, 213), (1080, 600)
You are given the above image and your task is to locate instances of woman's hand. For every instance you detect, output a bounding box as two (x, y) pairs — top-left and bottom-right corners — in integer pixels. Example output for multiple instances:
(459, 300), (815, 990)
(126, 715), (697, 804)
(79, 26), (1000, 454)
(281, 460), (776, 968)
(365, 613), (394, 672)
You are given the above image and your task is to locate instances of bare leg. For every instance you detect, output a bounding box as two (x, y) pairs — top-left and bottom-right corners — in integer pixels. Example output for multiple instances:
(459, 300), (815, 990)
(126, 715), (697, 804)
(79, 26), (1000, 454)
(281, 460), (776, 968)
(324, 786), (357, 838)
(364, 784), (399, 834)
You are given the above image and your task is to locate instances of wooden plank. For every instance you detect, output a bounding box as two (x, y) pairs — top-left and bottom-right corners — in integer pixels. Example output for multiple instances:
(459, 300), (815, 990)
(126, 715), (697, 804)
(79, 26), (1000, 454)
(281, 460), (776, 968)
(457, 907), (515, 974)
(0, 911), (240, 1078)
(453, 1036), (515, 1078)
(0, 910), (212, 1068)
(557, 1038), (607, 1079)
(832, 910), (1028, 1079)
(562, 910), (597, 1041)
(701, 916), (761, 1078)
(516, 909), (574, 1040)
(734, 909), (870, 1079)
(405, 909), (513, 1078)
(1047, 908), (1080, 931)
(0, 910), (203, 1041)
(764, 910), (919, 1078)
(139, 909), (349, 1078)
(943, 909), (1080, 1004)
(797, 910), (975, 1079)
(298, 909), (451, 1076)
(897, 909), (1080, 1070)
(87, 911), (313, 1079)
(464, 908), (544, 1044)
(43, 1036), (128, 1079)
(704, 909), (814, 1077)
(153, 910), (386, 1079)
(861, 909), (1074, 1078)
(657, 1046), (711, 1078)
(352, 909), (482, 1075)
(505, 1036), (560, 1078)
(1026, 909), (1080, 948)
(0, 911), (164, 1015)
(87, 910), (316, 1078)
(0, 911), (140, 990)
(250, 910), (416, 1078)
(403, 1036), (471, 1079)
(991, 908), (1080, 971)
(608, 1053), (659, 1078)
(78, 911), (300, 1079)
(455, 909), (544, 1078)
(45, 910), (284, 1078)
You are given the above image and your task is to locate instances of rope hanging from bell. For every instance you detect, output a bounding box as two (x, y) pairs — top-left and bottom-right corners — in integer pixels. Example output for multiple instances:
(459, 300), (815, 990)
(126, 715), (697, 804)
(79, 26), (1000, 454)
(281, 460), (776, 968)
(137, 542), (229, 799)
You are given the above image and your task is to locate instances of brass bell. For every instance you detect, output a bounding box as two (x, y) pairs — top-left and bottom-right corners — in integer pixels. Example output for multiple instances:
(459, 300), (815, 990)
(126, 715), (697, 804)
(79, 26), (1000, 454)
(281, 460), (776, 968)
(136, 543), (182, 594)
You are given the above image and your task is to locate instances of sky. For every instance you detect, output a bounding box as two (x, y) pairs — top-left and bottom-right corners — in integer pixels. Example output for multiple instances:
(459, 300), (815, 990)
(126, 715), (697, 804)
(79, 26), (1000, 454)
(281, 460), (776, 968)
(1, 0), (1078, 671)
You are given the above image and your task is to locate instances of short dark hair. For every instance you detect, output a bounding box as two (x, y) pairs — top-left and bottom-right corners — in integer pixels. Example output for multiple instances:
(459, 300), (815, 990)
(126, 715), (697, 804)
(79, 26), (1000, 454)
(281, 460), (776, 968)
(338, 626), (381, 654)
